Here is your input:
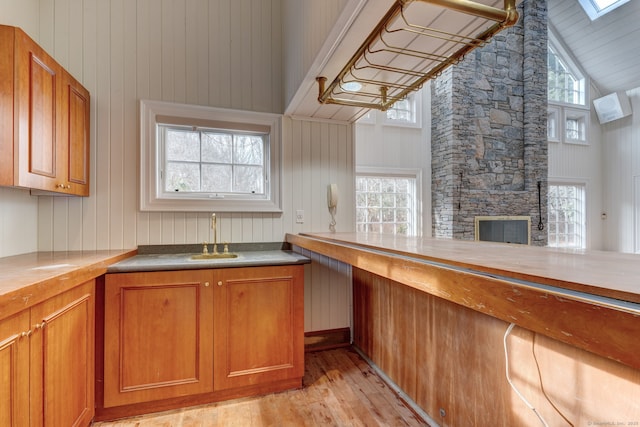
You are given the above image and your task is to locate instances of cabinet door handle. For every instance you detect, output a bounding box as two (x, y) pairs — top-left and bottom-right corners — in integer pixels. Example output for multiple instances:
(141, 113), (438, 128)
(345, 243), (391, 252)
(204, 281), (210, 287)
(21, 330), (32, 338)
(217, 281), (223, 286)
(34, 321), (46, 330)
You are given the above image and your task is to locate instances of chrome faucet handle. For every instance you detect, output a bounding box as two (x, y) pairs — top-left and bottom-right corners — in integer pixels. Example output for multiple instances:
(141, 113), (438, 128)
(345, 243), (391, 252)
(202, 241), (209, 254)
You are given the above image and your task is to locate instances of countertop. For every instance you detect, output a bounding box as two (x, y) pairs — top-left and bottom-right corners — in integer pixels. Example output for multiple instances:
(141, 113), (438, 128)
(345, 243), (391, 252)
(107, 249), (311, 273)
(286, 232), (640, 369)
(288, 232), (640, 304)
(0, 249), (137, 319)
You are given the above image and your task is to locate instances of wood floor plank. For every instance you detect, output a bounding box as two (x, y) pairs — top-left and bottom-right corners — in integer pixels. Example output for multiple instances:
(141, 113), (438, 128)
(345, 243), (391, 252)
(94, 347), (431, 427)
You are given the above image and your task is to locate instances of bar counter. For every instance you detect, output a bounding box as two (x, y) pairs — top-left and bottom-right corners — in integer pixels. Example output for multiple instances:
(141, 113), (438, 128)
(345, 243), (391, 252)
(287, 232), (640, 369)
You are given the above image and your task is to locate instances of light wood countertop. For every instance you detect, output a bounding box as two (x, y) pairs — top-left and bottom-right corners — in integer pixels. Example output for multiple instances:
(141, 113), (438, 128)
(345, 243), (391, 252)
(0, 249), (136, 319)
(287, 232), (640, 369)
(290, 232), (640, 304)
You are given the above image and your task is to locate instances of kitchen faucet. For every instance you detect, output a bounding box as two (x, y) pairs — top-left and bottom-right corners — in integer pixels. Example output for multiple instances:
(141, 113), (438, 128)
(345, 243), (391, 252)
(211, 213), (218, 254)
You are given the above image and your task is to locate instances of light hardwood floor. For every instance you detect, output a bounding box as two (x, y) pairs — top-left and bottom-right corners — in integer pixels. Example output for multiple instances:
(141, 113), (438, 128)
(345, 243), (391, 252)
(93, 347), (429, 427)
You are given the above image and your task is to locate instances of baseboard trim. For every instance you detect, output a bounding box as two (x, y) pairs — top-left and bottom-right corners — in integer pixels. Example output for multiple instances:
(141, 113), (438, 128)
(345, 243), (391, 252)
(304, 328), (350, 352)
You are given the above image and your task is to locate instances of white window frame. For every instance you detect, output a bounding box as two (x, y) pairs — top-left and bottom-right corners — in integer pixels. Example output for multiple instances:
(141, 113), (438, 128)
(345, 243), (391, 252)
(563, 108), (590, 145)
(356, 89), (423, 128)
(355, 167), (422, 236)
(547, 106), (561, 143)
(547, 27), (591, 145)
(140, 99), (282, 212)
(578, 0), (629, 20)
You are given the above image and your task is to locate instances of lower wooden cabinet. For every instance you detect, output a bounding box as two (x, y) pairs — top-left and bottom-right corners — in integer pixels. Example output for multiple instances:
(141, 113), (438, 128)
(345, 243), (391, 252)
(213, 265), (305, 391)
(0, 280), (95, 427)
(103, 270), (214, 407)
(102, 265), (304, 411)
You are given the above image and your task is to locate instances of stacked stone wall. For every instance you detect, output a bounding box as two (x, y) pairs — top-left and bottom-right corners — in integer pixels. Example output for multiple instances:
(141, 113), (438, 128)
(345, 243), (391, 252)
(431, 0), (548, 246)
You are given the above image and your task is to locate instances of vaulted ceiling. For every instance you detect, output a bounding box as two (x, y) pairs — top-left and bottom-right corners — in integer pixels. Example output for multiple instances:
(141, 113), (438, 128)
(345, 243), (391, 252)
(286, 0), (640, 121)
(548, 0), (640, 97)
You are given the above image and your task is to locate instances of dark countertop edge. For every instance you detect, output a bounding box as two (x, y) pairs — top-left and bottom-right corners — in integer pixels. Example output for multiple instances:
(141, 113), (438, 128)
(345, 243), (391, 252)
(107, 256), (311, 273)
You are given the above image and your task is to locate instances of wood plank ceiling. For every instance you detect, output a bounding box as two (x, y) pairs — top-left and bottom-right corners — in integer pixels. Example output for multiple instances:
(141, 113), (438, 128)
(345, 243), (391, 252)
(287, 0), (640, 122)
(548, 0), (640, 97)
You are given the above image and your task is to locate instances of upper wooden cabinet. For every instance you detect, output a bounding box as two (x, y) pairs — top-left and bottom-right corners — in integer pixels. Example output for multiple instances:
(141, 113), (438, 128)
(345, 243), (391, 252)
(0, 25), (90, 196)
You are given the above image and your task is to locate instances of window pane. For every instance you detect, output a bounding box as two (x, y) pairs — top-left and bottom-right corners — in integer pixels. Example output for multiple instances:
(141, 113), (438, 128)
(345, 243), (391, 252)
(165, 162), (200, 192)
(202, 164), (232, 192)
(166, 130), (200, 162)
(234, 165), (264, 194)
(234, 135), (264, 165)
(202, 133), (232, 163)
(355, 174), (417, 236)
(160, 125), (268, 197)
(547, 184), (586, 249)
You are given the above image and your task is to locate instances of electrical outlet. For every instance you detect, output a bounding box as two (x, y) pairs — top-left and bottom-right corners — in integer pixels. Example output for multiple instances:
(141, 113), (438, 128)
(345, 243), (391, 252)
(296, 210), (304, 224)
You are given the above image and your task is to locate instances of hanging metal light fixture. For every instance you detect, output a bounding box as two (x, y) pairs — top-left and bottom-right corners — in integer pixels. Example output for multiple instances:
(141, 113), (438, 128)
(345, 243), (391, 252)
(316, 0), (519, 111)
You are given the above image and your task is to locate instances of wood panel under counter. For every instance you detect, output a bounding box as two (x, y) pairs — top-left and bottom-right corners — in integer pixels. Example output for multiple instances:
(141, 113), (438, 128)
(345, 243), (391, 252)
(287, 232), (640, 426)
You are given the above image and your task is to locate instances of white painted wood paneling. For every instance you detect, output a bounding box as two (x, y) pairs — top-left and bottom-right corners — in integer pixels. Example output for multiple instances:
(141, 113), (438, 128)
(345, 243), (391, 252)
(2, 0), (355, 331)
(282, 0), (349, 111)
(602, 87), (640, 253)
(0, 188), (38, 257)
(549, 0), (640, 95)
(548, 84), (605, 250)
(355, 88), (432, 237)
(0, 0), (41, 257)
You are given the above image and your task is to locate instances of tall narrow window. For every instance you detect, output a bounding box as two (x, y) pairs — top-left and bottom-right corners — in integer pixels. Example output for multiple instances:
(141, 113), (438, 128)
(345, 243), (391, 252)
(356, 173), (418, 236)
(547, 30), (590, 145)
(548, 184), (586, 249)
(548, 45), (585, 106)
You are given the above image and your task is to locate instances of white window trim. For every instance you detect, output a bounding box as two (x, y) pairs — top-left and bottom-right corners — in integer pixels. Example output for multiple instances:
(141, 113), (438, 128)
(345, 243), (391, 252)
(563, 108), (590, 145)
(382, 91), (423, 128)
(140, 99), (282, 212)
(547, 105), (561, 143)
(578, 0), (630, 20)
(356, 166), (423, 236)
(548, 24), (590, 109)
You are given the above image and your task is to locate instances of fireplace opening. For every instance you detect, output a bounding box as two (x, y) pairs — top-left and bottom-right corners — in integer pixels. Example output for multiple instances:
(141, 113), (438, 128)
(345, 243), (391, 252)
(474, 216), (531, 245)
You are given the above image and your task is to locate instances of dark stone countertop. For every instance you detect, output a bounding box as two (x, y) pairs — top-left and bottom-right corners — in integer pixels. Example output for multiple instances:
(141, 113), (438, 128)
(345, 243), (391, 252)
(107, 242), (310, 273)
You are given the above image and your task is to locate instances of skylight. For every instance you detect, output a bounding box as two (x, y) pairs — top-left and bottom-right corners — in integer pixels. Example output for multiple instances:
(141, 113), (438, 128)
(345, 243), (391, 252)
(578, 0), (630, 20)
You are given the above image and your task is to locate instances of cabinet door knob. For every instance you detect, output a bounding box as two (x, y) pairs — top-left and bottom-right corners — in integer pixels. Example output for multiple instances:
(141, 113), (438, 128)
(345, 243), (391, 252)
(204, 281), (210, 287)
(34, 321), (46, 330)
(66, 184), (72, 189)
(217, 281), (223, 286)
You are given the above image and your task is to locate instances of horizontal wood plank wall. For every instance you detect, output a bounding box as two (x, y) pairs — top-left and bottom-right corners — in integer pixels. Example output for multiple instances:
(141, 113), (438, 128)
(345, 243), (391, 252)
(353, 267), (640, 426)
(0, 0), (355, 333)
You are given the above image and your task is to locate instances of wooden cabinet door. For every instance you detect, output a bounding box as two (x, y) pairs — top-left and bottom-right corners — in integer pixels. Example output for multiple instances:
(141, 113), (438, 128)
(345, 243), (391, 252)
(29, 280), (95, 427)
(213, 265), (304, 391)
(62, 71), (90, 196)
(14, 29), (64, 193)
(104, 270), (214, 407)
(0, 311), (30, 427)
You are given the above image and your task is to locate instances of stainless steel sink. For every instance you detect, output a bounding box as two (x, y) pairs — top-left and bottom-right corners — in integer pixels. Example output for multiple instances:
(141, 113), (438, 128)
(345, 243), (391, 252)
(190, 253), (238, 260)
